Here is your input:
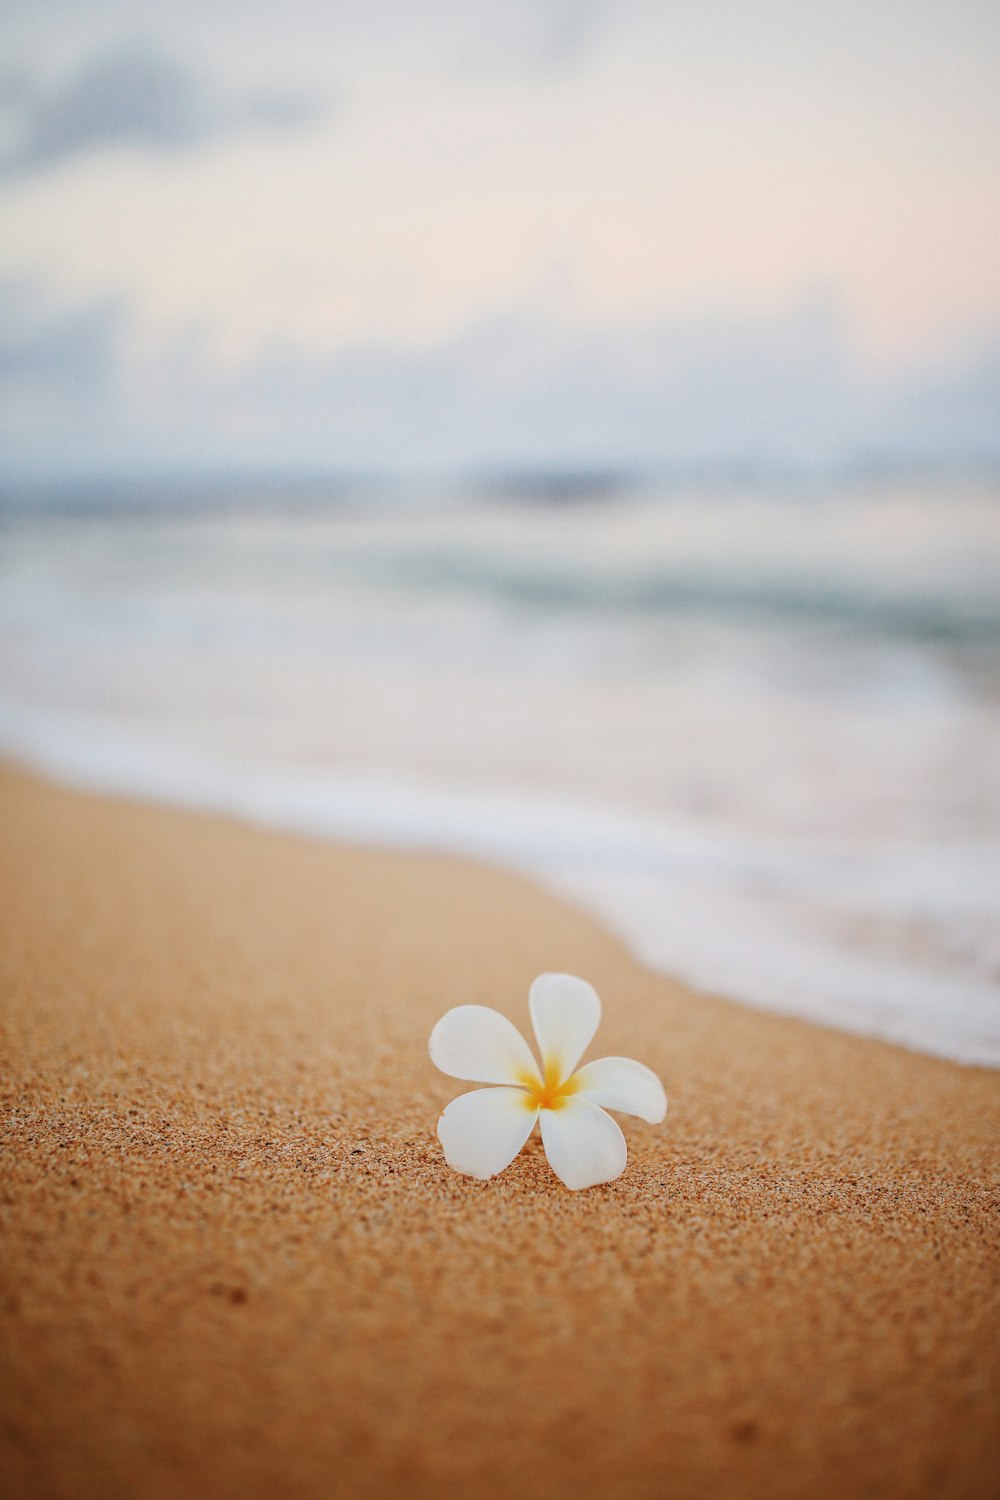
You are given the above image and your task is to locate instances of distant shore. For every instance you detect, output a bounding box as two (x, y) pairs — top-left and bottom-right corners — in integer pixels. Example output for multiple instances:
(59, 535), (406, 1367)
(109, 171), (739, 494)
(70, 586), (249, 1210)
(2, 766), (998, 1500)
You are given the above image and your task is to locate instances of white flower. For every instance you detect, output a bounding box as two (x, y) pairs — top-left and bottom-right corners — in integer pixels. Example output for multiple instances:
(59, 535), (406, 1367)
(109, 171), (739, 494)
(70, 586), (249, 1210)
(429, 972), (667, 1191)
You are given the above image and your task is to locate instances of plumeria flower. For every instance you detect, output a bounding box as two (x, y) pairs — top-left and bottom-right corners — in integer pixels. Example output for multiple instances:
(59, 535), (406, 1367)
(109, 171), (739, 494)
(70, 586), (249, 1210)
(429, 973), (667, 1190)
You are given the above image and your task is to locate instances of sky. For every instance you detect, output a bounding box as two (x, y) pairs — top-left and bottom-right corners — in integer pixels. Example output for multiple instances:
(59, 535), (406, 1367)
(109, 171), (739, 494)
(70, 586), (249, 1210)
(1, 0), (999, 479)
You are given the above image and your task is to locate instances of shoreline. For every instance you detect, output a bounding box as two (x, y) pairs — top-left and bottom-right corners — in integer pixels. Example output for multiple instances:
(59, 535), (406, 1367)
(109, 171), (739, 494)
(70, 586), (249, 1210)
(0, 729), (995, 1070)
(2, 766), (998, 1499)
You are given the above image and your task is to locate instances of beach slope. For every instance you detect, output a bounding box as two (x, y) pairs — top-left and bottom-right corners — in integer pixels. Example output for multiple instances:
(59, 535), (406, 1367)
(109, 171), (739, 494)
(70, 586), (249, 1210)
(1, 768), (997, 1499)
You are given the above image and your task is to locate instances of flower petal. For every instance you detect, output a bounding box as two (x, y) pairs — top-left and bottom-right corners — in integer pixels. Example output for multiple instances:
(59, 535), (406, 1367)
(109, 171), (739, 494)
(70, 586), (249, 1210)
(528, 973), (601, 1080)
(539, 1097), (627, 1190)
(572, 1056), (667, 1123)
(429, 1005), (540, 1085)
(437, 1087), (539, 1180)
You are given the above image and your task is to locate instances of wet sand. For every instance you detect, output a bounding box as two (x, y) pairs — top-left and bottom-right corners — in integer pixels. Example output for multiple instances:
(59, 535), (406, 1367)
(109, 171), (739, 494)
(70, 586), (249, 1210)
(1, 767), (998, 1499)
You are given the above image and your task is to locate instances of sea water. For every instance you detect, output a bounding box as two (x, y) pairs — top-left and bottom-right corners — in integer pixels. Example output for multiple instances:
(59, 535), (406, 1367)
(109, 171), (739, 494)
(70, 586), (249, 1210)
(1, 479), (998, 1065)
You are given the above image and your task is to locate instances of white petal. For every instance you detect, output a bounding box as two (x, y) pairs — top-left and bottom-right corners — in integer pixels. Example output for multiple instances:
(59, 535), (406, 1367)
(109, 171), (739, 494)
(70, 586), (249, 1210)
(429, 1005), (540, 1085)
(539, 1097), (627, 1190)
(437, 1087), (539, 1180)
(528, 973), (601, 1080)
(572, 1056), (667, 1123)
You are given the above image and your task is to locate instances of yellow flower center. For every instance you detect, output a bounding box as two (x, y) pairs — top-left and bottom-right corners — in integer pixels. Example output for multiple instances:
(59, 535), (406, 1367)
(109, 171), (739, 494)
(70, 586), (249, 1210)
(520, 1059), (578, 1112)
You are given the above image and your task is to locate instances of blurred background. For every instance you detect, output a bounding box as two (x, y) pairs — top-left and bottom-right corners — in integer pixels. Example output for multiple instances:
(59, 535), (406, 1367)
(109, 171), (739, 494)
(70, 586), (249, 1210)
(1, 0), (998, 1061)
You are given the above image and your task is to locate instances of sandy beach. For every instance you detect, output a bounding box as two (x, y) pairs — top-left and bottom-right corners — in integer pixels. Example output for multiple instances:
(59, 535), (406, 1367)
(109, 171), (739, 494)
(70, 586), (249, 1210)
(1, 764), (998, 1500)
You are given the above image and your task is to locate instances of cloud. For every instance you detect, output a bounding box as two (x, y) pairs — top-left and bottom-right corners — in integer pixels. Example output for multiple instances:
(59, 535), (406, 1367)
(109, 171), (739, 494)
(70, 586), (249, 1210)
(0, 280), (129, 472)
(0, 281), (122, 387)
(3, 282), (999, 478)
(0, 42), (325, 178)
(208, 302), (865, 471)
(455, 0), (604, 79)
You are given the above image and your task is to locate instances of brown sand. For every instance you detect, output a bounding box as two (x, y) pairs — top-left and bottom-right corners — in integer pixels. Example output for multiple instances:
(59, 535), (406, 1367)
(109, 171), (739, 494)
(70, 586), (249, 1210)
(1, 766), (998, 1500)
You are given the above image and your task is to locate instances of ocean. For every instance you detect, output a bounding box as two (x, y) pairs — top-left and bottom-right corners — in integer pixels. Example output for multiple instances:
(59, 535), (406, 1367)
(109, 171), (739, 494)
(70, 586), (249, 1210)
(2, 476), (998, 1065)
